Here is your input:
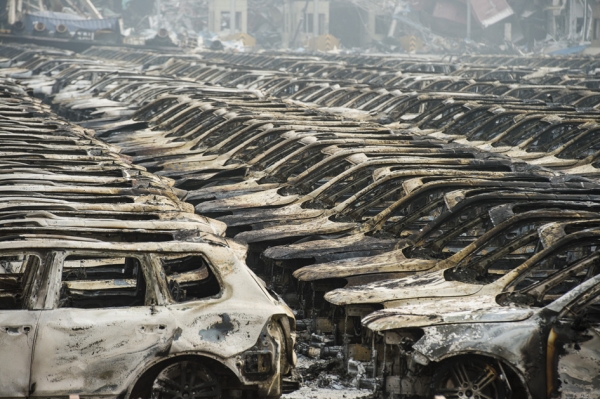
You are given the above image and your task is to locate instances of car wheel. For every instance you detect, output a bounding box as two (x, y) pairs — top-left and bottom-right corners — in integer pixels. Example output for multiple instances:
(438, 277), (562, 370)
(431, 357), (508, 399)
(151, 361), (222, 399)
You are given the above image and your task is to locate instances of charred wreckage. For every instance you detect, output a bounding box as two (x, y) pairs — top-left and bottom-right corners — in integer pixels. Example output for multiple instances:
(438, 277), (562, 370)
(0, 44), (598, 399)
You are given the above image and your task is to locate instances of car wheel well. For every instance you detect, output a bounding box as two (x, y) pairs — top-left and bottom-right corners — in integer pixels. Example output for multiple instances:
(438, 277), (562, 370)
(128, 354), (241, 399)
(431, 354), (531, 399)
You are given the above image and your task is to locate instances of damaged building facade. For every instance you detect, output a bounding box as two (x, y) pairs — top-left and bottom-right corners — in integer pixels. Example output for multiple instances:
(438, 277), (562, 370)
(1, 0), (600, 51)
(249, 0), (600, 52)
(188, 0), (600, 52)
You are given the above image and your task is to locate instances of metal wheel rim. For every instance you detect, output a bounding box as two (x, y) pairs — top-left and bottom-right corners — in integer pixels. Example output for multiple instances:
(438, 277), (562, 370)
(151, 361), (221, 399)
(434, 359), (503, 399)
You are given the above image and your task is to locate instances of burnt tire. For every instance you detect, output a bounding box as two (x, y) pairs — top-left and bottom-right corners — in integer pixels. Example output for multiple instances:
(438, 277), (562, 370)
(273, 323), (291, 377)
(151, 361), (222, 399)
(430, 357), (508, 399)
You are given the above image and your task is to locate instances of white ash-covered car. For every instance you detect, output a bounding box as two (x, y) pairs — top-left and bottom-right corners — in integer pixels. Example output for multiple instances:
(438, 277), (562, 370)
(1, 236), (296, 399)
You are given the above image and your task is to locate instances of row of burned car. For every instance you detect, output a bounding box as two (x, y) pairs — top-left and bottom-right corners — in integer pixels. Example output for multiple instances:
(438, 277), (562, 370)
(0, 76), (297, 398)
(2, 43), (600, 399)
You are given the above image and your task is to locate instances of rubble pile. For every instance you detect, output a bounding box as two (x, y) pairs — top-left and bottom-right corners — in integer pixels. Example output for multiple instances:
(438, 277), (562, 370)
(1, 43), (600, 398)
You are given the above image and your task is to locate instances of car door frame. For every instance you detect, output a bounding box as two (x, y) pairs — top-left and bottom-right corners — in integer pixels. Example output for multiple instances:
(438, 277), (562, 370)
(546, 276), (600, 397)
(0, 248), (54, 398)
(29, 249), (176, 398)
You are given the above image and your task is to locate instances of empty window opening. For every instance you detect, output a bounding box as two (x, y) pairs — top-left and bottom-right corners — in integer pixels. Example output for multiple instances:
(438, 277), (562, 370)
(160, 255), (221, 302)
(59, 256), (146, 309)
(0, 254), (41, 310)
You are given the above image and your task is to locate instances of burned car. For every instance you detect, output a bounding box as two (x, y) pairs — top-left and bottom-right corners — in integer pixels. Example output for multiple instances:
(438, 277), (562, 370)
(2, 236), (295, 398)
(363, 258), (600, 399)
